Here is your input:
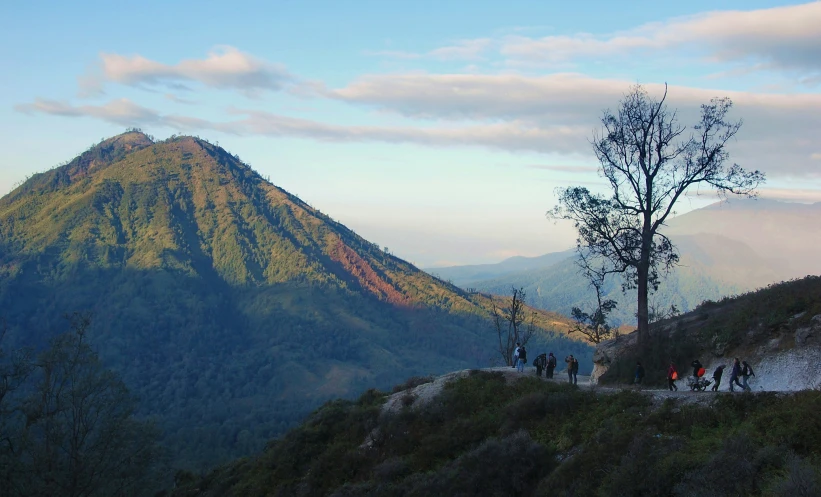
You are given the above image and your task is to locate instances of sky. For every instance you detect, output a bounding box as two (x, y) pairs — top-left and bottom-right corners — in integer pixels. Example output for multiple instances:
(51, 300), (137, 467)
(2, 0), (820, 267)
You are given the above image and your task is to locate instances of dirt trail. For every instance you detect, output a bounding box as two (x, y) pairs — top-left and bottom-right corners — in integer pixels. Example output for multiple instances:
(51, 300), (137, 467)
(382, 366), (792, 414)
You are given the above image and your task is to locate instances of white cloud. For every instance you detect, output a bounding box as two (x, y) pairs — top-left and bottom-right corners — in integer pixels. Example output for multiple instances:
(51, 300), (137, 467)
(18, 72), (821, 179)
(499, 2), (821, 78)
(758, 187), (821, 203)
(366, 38), (492, 61)
(428, 39), (492, 61)
(528, 164), (599, 174)
(14, 98), (161, 126)
(82, 46), (294, 95)
(330, 72), (821, 177)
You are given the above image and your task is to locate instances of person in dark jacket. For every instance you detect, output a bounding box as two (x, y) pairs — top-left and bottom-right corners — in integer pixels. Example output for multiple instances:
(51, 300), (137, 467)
(546, 352), (557, 379)
(634, 361), (645, 386)
(711, 364), (726, 392)
(691, 359), (703, 379)
(517, 346), (527, 373)
(741, 360), (755, 391)
(667, 362), (678, 391)
(729, 358), (744, 392)
(565, 355), (578, 384)
(534, 353), (547, 377)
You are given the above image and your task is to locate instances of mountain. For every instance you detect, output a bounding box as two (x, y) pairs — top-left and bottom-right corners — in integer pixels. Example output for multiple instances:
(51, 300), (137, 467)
(0, 132), (589, 469)
(666, 198), (821, 279)
(425, 249), (574, 287)
(429, 199), (821, 325)
(466, 239), (746, 326)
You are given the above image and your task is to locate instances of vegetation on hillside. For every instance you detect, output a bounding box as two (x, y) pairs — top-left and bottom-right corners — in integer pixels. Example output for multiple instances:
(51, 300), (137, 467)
(168, 371), (821, 497)
(0, 132), (591, 469)
(601, 276), (821, 387)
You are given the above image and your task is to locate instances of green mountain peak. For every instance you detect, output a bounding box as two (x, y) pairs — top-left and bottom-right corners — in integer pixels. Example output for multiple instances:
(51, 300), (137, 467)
(0, 132), (590, 467)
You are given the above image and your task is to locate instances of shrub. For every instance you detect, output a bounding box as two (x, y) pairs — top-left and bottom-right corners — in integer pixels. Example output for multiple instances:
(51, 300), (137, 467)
(403, 431), (554, 497)
(391, 376), (434, 394)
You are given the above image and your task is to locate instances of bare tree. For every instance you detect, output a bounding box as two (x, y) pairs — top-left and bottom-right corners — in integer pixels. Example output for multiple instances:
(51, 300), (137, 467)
(549, 84), (764, 347)
(491, 287), (536, 366)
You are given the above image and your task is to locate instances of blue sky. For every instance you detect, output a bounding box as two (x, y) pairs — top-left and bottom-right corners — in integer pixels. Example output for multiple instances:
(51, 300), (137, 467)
(2, 0), (820, 266)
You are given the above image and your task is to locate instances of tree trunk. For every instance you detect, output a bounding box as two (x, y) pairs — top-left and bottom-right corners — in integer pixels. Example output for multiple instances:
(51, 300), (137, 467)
(636, 262), (650, 347)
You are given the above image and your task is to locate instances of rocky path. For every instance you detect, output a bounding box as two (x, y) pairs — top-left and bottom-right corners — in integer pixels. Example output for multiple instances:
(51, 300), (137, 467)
(382, 366), (776, 414)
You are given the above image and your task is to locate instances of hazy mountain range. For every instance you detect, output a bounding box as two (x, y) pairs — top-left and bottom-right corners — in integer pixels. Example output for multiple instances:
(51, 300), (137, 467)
(0, 131), (590, 469)
(427, 198), (821, 325)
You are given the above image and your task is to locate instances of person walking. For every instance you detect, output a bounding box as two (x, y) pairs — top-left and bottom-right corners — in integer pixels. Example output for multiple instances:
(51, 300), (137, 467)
(512, 343), (520, 369)
(546, 352), (557, 379)
(667, 362), (678, 391)
(729, 358), (744, 392)
(634, 361), (645, 387)
(534, 353), (547, 377)
(517, 345), (527, 373)
(711, 364), (726, 392)
(741, 360), (755, 391)
(691, 359), (703, 379)
(564, 355), (579, 385)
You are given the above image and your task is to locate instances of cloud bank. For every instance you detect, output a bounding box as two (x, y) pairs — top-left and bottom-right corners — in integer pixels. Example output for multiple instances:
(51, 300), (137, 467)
(80, 46), (294, 96)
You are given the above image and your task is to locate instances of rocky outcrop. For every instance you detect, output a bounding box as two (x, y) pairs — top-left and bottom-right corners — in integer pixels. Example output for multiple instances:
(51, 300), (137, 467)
(795, 314), (821, 346)
(590, 332), (637, 384)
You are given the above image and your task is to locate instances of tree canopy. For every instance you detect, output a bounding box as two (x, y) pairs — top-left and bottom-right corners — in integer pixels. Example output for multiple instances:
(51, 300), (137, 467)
(550, 84), (764, 345)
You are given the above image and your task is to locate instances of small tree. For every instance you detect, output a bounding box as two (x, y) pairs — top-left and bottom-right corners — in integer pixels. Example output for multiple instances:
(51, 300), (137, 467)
(549, 84), (764, 347)
(569, 255), (618, 344)
(0, 313), (163, 497)
(491, 287), (536, 366)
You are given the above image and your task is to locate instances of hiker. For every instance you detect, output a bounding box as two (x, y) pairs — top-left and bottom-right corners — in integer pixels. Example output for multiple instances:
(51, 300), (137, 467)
(517, 345), (528, 373)
(729, 358), (744, 392)
(691, 359), (703, 379)
(534, 353), (547, 377)
(711, 364), (726, 392)
(565, 355), (579, 385)
(741, 360), (755, 391)
(512, 343), (520, 369)
(634, 361), (645, 386)
(546, 352), (557, 379)
(667, 362), (678, 391)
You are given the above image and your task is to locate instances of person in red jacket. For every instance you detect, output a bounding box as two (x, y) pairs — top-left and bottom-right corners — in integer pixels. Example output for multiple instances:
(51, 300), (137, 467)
(667, 362), (678, 391)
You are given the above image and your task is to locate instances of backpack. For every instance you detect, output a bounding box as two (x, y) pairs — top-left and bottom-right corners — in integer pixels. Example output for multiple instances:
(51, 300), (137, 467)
(519, 348), (527, 362)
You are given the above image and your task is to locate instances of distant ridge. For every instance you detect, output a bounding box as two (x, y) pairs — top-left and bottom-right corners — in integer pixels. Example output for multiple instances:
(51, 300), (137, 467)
(429, 198), (821, 325)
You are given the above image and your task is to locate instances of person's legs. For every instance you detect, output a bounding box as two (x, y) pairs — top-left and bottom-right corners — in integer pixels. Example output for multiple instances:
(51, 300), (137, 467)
(742, 375), (751, 391)
(517, 358), (524, 373)
(568, 370), (573, 383)
(573, 372), (577, 385)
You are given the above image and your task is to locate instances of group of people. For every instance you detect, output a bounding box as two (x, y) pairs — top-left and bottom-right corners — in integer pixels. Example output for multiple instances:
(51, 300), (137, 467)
(646, 357), (756, 392)
(512, 343), (580, 385)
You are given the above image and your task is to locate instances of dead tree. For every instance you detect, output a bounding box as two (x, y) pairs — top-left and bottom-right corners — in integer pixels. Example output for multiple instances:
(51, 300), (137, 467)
(491, 287), (536, 366)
